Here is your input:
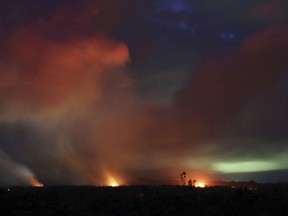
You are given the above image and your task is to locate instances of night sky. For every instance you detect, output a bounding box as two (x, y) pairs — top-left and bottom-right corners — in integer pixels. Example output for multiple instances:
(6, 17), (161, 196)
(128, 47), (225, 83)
(0, 0), (288, 186)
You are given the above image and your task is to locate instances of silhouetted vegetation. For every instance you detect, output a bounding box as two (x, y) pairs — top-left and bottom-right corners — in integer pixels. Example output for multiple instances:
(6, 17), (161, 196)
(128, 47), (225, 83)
(180, 172), (186, 185)
(1, 184), (288, 215)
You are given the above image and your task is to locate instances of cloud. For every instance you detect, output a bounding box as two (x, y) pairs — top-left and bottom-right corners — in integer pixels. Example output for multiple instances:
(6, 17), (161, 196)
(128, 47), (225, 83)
(0, 1), (144, 185)
(0, 27), (129, 122)
(173, 26), (288, 136)
(137, 26), (288, 181)
(251, 0), (288, 24)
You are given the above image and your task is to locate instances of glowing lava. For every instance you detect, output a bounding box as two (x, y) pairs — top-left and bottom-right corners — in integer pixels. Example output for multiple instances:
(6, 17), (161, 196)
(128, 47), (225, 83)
(195, 182), (205, 188)
(106, 173), (120, 187)
(30, 178), (44, 187)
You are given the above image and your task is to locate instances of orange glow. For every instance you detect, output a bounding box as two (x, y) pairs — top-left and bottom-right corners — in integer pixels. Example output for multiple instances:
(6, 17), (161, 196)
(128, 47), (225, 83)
(106, 173), (120, 187)
(195, 182), (205, 188)
(31, 179), (44, 187)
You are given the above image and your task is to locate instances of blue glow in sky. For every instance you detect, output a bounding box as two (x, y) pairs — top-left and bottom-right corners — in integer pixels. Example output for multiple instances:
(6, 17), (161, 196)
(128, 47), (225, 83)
(157, 0), (194, 14)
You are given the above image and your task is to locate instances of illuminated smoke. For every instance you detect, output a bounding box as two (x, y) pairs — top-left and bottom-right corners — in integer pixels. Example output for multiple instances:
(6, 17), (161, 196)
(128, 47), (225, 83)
(0, 0), (138, 185)
(0, 149), (43, 186)
(104, 171), (121, 187)
(0, 28), (130, 123)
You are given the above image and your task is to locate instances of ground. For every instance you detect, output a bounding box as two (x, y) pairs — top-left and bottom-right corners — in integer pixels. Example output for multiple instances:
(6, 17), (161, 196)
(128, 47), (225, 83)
(0, 185), (288, 216)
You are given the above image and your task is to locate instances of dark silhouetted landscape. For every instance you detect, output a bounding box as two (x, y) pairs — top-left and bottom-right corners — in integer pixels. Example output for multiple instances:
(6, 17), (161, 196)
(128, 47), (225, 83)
(1, 184), (288, 216)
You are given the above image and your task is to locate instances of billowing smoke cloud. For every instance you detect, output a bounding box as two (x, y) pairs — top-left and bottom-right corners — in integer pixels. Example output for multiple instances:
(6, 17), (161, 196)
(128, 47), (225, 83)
(0, 30), (133, 184)
(0, 0), (146, 185)
(174, 26), (288, 133)
(0, 28), (129, 122)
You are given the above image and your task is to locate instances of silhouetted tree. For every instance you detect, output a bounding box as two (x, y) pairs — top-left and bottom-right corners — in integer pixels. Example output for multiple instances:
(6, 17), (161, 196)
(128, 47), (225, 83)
(193, 179), (196, 186)
(180, 172), (186, 185)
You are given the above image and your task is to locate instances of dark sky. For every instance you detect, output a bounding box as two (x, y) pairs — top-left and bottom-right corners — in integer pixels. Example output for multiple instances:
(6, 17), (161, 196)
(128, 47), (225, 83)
(0, 0), (288, 186)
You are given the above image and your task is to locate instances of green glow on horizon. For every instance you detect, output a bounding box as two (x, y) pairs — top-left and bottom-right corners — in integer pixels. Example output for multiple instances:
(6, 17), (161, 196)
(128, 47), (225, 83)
(213, 161), (280, 173)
